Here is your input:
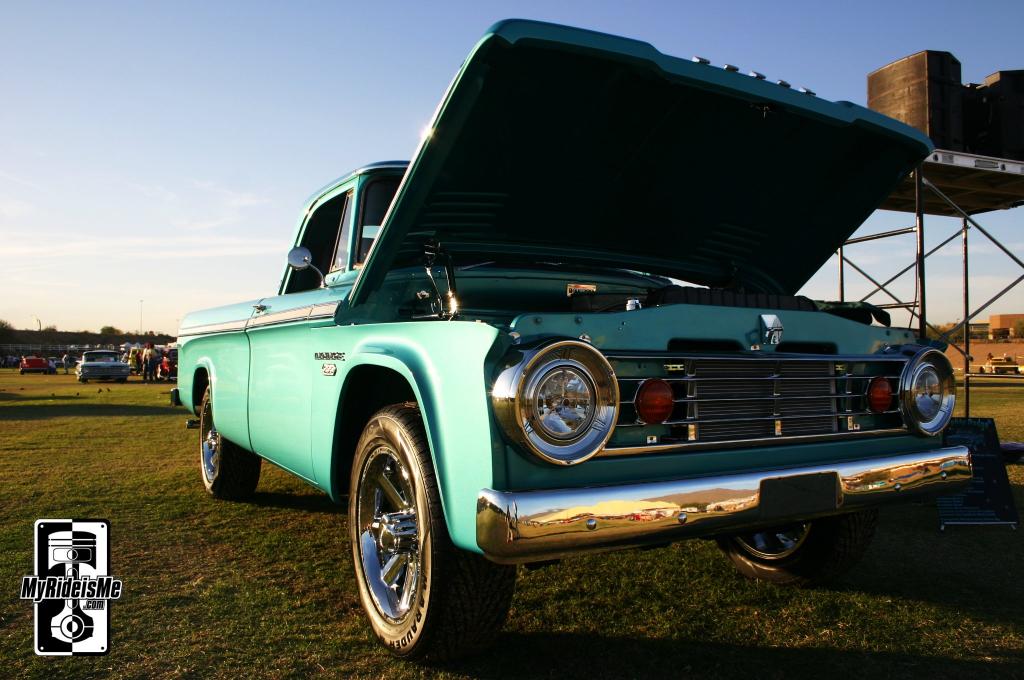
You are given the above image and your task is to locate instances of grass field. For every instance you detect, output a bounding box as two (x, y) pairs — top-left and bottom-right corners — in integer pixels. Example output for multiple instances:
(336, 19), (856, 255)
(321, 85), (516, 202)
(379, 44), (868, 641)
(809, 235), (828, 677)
(1, 371), (1022, 679)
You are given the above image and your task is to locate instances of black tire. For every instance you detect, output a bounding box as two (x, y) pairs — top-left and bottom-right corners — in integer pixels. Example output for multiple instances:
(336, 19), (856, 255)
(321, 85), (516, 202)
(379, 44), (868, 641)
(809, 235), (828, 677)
(198, 386), (261, 500)
(716, 510), (878, 587)
(349, 404), (516, 661)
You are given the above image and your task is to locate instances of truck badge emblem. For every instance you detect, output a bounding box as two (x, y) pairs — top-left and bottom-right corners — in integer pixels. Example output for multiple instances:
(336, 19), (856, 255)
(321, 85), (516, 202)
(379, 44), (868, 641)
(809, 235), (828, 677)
(314, 352), (346, 361)
(760, 314), (783, 345)
(322, 363), (337, 377)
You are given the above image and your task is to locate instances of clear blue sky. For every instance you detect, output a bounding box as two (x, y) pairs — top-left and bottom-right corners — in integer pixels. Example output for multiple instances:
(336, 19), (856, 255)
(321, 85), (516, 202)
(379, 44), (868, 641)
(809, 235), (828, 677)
(1, 0), (1021, 333)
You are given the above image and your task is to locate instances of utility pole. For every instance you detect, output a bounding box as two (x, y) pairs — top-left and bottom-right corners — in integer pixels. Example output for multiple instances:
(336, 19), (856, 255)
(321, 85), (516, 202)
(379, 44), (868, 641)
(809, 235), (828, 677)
(139, 299), (144, 335)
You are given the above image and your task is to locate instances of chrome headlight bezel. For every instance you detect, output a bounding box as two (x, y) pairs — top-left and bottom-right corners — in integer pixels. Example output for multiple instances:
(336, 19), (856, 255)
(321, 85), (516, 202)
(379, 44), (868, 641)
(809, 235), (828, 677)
(899, 348), (955, 436)
(493, 339), (619, 466)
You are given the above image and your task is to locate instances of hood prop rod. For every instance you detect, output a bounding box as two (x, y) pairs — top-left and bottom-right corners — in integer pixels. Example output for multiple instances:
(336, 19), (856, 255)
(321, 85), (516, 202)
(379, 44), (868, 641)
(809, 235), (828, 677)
(424, 240), (459, 320)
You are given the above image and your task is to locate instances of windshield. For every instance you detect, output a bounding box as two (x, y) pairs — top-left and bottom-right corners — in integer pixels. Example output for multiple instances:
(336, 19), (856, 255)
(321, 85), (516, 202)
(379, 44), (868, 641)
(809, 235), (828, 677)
(84, 352), (118, 363)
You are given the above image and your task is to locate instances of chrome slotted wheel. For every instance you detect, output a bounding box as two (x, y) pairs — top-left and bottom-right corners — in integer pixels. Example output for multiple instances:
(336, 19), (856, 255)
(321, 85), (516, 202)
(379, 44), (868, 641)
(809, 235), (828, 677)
(200, 398), (220, 484)
(734, 523), (811, 561)
(356, 446), (421, 623)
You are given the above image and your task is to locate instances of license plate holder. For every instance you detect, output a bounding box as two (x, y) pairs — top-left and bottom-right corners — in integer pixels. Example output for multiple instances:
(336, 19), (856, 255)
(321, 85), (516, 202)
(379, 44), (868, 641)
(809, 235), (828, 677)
(759, 472), (840, 521)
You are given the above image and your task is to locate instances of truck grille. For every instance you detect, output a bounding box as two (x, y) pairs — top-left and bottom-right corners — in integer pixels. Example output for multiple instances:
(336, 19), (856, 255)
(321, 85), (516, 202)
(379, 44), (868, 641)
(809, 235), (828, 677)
(605, 353), (907, 453)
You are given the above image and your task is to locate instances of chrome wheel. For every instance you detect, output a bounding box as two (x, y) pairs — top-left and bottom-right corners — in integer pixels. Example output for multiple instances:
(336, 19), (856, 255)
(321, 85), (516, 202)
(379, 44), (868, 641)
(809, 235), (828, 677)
(356, 446), (421, 623)
(734, 523), (811, 560)
(200, 399), (220, 484)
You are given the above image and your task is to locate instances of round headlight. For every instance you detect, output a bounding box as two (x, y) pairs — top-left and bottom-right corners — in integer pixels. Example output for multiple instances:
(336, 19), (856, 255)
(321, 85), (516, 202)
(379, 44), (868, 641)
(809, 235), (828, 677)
(529, 366), (596, 440)
(493, 339), (619, 466)
(899, 348), (955, 436)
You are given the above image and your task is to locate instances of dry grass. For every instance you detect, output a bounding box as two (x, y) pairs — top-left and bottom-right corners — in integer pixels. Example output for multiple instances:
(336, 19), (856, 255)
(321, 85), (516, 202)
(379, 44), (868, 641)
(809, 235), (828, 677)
(1, 371), (1022, 679)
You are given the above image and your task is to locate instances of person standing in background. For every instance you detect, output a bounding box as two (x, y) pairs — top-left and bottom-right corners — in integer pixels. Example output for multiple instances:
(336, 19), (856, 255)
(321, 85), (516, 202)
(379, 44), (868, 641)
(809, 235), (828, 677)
(142, 343), (154, 382)
(149, 345), (161, 382)
(62, 352), (70, 374)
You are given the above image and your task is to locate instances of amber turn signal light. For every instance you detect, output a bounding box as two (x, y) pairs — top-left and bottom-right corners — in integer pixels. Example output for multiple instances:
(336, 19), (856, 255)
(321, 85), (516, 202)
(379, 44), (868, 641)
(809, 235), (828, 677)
(636, 379), (675, 424)
(867, 376), (893, 413)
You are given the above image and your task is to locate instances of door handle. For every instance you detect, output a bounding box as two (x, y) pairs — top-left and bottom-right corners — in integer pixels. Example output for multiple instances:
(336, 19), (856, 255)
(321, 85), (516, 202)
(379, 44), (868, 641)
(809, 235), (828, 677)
(253, 304), (267, 313)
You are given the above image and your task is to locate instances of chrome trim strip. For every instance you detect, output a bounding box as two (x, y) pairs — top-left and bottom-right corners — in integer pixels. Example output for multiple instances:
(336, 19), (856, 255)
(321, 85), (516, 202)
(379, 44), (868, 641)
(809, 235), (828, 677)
(604, 352), (909, 362)
(178, 319), (249, 337)
(307, 301), (340, 319)
(614, 409), (899, 428)
(616, 374), (903, 383)
(620, 393), (887, 405)
(598, 427), (909, 457)
(246, 305), (314, 329)
(180, 301), (339, 337)
(477, 446), (971, 563)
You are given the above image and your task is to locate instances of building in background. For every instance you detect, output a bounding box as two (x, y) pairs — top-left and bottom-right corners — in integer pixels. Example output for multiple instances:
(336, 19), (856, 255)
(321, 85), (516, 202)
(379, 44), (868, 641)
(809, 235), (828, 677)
(989, 313), (1024, 340)
(969, 322), (991, 340)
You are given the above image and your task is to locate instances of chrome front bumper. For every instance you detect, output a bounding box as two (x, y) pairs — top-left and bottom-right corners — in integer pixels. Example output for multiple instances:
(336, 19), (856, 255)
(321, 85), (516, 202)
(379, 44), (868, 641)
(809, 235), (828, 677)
(477, 446), (971, 564)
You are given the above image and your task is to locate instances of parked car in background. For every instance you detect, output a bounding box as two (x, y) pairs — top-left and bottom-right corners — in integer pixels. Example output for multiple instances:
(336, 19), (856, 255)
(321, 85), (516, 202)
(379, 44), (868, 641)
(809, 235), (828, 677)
(19, 356), (49, 375)
(172, 20), (972, 661)
(76, 350), (130, 383)
(157, 346), (178, 381)
(980, 355), (1021, 375)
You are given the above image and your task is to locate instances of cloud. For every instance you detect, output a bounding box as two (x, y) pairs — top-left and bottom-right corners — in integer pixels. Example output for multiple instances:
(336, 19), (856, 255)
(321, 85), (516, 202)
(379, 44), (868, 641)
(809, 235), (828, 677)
(171, 179), (272, 230)
(169, 215), (237, 231)
(0, 196), (34, 219)
(192, 179), (269, 208)
(931, 241), (1024, 258)
(0, 170), (44, 192)
(0, 233), (281, 262)
(126, 182), (179, 203)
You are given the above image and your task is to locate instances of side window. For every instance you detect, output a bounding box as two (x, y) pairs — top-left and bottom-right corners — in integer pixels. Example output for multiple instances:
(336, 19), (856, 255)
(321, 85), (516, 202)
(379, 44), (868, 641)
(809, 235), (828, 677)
(356, 177), (401, 265)
(330, 190), (354, 272)
(285, 191), (350, 294)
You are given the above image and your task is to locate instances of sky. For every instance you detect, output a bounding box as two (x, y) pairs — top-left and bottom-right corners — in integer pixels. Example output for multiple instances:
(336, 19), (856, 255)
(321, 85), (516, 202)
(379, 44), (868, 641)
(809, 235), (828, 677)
(1, 0), (1022, 334)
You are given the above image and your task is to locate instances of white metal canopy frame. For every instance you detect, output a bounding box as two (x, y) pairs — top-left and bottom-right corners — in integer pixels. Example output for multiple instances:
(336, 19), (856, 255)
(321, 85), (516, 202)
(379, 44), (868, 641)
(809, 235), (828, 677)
(838, 149), (1024, 417)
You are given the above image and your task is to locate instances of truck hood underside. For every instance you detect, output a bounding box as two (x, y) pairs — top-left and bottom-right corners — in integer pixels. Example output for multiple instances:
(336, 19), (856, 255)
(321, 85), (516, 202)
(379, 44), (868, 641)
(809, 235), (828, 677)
(351, 20), (932, 305)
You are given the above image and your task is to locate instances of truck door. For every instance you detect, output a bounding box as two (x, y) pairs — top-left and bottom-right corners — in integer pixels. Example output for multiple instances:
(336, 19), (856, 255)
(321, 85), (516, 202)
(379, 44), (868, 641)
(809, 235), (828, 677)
(246, 186), (354, 481)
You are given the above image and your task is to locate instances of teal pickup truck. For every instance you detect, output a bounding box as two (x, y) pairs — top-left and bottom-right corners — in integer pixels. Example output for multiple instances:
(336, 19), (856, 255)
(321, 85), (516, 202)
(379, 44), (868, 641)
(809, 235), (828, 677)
(172, 20), (970, 660)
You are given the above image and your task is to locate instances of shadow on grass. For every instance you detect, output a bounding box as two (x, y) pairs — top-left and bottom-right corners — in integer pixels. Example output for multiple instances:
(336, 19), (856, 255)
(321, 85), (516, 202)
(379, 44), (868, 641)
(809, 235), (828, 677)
(852, 532), (1024, 633)
(248, 490), (342, 515)
(0, 403), (178, 420)
(436, 632), (1021, 679)
(0, 393), (81, 402)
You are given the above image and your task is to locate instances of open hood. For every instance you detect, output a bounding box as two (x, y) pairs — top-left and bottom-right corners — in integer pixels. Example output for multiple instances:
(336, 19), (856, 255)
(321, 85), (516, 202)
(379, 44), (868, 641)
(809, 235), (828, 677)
(351, 20), (932, 305)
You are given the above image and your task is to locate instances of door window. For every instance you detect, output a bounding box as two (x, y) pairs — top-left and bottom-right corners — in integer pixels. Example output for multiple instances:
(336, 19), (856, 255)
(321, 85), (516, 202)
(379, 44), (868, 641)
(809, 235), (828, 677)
(356, 176), (401, 265)
(285, 190), (352, 294)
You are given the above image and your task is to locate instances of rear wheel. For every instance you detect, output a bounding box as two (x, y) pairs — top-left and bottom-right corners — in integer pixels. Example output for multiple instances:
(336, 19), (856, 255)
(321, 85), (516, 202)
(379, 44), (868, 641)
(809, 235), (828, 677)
(349, 404), (516, 661)
(716, 510), (877, 587)
(198, 386), (261, 500)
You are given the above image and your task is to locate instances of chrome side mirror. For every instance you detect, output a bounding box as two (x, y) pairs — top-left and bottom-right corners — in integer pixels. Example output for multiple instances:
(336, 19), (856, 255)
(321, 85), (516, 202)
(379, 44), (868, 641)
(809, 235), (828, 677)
(287, 246), (313, 270)
(287, 246), (325, 287)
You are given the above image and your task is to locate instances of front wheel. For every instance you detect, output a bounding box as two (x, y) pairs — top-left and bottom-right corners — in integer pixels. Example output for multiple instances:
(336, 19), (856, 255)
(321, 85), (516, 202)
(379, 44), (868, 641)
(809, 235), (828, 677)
(198, 386), (261, 499)
(716, 510), (877, 587)
(349, 404), (516, 661)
